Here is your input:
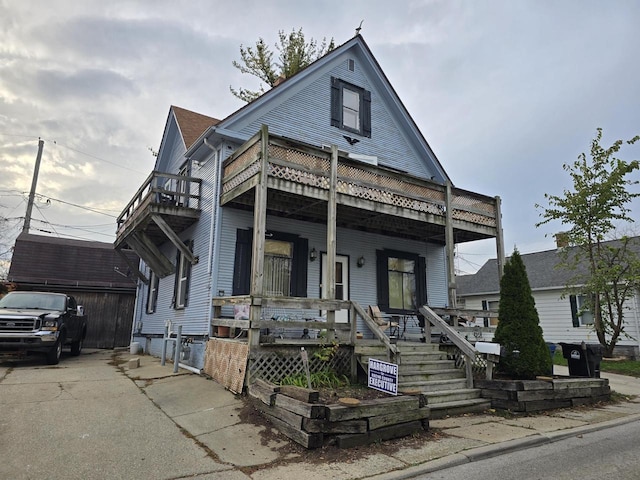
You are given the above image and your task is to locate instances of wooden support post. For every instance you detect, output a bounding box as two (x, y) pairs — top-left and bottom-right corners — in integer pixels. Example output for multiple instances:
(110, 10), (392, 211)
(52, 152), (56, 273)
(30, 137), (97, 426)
(494, 195), (505, 279)
(444, 183), (458, 327)
(248, 125), (269, 349)
(465, 354), (474, 388)
(350, 303), (357, 382)
(324, 145), (338, 342)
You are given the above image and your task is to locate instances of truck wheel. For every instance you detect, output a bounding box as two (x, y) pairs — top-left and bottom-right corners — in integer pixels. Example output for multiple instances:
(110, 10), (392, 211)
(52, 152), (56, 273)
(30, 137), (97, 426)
(46, 337), (63, 365)
(71, 336), (83, 356)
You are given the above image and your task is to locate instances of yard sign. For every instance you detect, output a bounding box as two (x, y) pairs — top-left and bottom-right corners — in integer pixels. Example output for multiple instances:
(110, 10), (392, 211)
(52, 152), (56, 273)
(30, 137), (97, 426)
(368, 358), (398, 395)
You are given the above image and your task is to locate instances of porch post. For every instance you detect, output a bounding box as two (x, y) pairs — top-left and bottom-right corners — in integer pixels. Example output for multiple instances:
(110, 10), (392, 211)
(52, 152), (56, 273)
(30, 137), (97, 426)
(495, 195), (505, 279)
(324, 145), (338, 341)
(248, 125), (269, 349)
(444, 183), (457, 316)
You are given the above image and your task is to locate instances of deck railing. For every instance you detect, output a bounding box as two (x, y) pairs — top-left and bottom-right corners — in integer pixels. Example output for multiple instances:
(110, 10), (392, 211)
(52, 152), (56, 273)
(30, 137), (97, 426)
(221, 131), (498, 231)
(116, 171), (202, 234)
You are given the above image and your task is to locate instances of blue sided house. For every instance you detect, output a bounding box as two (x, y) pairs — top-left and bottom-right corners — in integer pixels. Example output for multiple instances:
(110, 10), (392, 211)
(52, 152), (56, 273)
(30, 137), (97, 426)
(115, 35), (505, 406)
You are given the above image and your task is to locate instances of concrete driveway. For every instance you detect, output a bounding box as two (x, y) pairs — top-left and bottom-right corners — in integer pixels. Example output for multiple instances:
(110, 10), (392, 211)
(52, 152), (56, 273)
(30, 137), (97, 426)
(0, 349), (256, 480)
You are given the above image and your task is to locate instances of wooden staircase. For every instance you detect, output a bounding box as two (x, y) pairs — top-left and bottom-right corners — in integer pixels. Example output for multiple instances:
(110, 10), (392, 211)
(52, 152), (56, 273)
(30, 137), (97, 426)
(355, 341), (491, 419)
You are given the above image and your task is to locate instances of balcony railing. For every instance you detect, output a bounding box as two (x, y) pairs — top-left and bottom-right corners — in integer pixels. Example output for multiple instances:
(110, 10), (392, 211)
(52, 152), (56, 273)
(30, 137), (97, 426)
(116, 171), (202, 242)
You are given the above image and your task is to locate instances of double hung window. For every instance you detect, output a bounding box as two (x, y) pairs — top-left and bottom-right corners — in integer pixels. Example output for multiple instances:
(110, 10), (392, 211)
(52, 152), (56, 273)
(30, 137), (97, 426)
(331, 77), (371, 138)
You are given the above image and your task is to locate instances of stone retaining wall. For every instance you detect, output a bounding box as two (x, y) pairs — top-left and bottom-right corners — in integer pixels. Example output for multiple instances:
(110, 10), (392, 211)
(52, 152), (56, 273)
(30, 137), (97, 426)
(247, 380), (430, 449)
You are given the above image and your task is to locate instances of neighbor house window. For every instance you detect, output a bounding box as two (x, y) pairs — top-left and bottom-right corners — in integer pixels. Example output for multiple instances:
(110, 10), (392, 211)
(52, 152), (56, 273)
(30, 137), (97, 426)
(174, 241), (193, 309)
(331, 77), (371, 137)
(570, 294), (594, 327)
(482, 300), (500, 327)
(147, 271), (159, 314)
(376, 249), (426, 314)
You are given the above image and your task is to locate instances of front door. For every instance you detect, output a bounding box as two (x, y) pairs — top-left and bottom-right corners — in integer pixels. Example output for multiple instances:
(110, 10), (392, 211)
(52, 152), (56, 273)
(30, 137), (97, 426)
(321, 253), (349, 323)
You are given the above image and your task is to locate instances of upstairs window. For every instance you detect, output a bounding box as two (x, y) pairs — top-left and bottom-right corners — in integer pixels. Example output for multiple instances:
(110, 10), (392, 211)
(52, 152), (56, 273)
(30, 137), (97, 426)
(331, 77), (371, 138)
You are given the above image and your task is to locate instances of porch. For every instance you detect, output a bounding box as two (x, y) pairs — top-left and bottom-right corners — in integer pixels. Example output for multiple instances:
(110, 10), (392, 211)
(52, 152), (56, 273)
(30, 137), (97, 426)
(209, 296), (497, 417)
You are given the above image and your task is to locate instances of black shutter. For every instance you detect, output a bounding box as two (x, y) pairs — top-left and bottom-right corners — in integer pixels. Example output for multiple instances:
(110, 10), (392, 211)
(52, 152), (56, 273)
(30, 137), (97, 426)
(233, 229), (252, 295)
(569, 295), (579, 327)
(482, 300), (488, 327)
(330, 77), (341, 127)
(416, 256), (427, 309)
(291, 237), (308, 297)
(362, 89), (371, 137)
(376, 250), (389, 310)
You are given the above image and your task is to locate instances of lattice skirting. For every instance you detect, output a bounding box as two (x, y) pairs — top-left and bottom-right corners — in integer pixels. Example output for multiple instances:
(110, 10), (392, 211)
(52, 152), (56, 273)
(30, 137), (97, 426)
(247, 345), (352, 385)
(441, 344), (488, 379)
(203, 339), (249, 394)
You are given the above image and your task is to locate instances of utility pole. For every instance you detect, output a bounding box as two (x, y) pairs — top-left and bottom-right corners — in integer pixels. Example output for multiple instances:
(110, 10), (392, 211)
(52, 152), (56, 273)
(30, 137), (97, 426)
(22, 139), (44, 234)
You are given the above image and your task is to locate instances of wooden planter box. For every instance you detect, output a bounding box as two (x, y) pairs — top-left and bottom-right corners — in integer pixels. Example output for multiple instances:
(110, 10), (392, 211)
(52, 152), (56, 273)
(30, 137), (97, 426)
(475, 377), (611, 412)
(248, 380), (430, 449)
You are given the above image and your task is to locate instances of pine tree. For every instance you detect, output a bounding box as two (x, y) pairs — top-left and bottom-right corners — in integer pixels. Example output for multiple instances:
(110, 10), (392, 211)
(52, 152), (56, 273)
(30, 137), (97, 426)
(493, 249), (552, 379)
(230, 28), (335, 103)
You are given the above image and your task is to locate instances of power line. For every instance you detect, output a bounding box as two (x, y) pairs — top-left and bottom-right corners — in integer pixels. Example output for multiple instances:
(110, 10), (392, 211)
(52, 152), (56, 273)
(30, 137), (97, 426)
(47, 139), (148, 175)
(28, 218), (114, 239)
(0, 133), (150, 175)
(37, 194), (119, 217)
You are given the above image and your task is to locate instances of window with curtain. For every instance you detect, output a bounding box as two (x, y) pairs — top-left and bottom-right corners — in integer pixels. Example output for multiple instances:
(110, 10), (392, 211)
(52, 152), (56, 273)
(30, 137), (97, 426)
(263, 239), (293, 296)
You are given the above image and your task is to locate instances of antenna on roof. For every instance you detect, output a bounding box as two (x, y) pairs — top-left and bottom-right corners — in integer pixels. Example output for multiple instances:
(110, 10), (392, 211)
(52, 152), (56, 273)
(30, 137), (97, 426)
(355, 20), (364, 36)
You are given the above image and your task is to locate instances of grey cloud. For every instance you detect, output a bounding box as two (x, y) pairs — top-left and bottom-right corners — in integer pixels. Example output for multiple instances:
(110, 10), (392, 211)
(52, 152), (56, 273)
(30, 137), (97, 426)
(33, 68), (137, 100)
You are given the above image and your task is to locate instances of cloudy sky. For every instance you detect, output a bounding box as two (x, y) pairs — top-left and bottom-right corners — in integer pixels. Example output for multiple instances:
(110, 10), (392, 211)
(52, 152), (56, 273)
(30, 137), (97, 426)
(1, 0), (639, 275)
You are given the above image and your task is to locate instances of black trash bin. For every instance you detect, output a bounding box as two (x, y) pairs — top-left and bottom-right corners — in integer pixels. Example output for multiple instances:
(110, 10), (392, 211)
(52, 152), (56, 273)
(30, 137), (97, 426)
(559, 342), (603, 378)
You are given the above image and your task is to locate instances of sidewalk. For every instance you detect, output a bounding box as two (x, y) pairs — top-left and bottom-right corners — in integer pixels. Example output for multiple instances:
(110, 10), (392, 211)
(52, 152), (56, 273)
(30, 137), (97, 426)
(122, 353), (640, 480)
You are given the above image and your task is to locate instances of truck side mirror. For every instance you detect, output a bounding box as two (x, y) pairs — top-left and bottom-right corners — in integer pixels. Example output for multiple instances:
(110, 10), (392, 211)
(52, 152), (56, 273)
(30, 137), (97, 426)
(77, 306), (85, 316)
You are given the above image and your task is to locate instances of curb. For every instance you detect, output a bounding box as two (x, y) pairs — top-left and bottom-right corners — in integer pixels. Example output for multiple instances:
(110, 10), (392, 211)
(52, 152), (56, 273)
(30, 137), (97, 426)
(364, 412), (640, 480)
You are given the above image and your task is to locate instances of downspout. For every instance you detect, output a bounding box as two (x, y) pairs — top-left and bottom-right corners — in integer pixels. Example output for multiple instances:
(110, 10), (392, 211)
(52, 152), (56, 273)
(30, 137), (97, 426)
(203, 135), (222, 338)
(129, 276), (142, 346)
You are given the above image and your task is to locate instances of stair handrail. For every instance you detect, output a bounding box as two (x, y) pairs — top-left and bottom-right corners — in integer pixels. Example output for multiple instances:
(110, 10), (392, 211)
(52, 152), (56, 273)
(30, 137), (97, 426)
(420, 305), (477, 388)
(351, 301), (398, 360)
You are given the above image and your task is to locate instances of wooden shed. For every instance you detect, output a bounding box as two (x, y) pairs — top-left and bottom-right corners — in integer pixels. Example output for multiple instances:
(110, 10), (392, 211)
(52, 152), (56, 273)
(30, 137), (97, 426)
(7, 233), (139, 348)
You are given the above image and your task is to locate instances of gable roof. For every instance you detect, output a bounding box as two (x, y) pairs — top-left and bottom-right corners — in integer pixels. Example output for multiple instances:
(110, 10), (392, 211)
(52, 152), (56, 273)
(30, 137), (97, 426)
(457, 237), (640, 296)
(8, 233), (139, 291)
(186, 35), (451, 184)
(171, 105), (220, 150)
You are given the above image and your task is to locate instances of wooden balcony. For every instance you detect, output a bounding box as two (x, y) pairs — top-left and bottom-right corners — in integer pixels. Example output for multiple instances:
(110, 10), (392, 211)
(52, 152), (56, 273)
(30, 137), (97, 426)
(114, 171), (202, 278)
(221, 129), (500, 243)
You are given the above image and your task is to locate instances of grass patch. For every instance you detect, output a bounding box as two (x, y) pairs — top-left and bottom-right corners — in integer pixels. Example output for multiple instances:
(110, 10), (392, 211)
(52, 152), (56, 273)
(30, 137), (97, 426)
(552, 348), (640, 377)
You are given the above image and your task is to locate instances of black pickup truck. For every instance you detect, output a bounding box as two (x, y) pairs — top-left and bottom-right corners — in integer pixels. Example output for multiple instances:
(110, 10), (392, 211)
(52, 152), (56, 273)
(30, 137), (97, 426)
(0, 291), (87, 364)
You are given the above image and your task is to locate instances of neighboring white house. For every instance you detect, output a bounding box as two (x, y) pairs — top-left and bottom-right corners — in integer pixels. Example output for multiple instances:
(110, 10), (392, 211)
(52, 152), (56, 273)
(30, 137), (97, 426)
(456, 238), (640, 359)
